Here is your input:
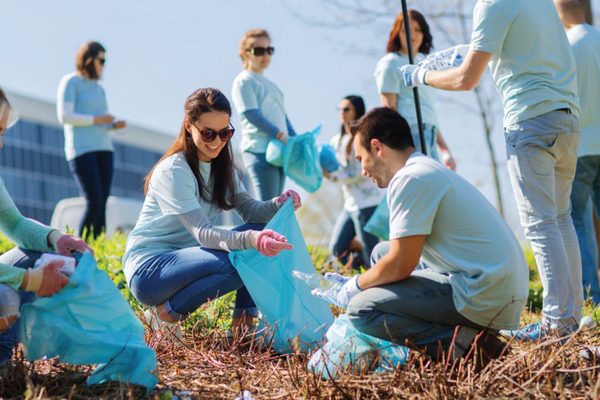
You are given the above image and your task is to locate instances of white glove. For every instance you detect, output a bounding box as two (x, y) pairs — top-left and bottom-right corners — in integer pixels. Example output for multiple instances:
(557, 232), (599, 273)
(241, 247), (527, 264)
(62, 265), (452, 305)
(311, 275), (362, 309)
(323, 272), (353, 285)
(418, 44), (470, 71)
(400, 65), (429, 88)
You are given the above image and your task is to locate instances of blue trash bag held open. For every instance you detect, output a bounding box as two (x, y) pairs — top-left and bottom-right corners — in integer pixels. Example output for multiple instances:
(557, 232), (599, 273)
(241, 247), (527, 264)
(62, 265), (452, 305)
(229, 200), (334, 354)
(283, 125), (323, 193)
(308, 314), (409, 379)
(317, 144), (340, 173)
(363, 194), (390, 241)
(20, 252), (158, 392)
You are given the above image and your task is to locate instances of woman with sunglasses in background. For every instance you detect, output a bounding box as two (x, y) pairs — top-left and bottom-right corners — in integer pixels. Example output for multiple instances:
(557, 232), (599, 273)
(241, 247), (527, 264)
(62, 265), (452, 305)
(0, 88), (93, 368)
(232, 29), (297, 201)
(375, 10), (456, 170)
(57, 41), (126, 239)
(123, 88), (301, 336)
(326, 95), (384, 270)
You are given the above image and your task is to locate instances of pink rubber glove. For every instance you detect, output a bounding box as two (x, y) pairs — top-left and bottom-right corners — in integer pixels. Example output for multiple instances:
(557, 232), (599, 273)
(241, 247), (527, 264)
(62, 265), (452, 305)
(25, 260), (69, 297)
(254, 230), (293, 257)
(276, 189), (302, 211)
(50, 232), (94, 256)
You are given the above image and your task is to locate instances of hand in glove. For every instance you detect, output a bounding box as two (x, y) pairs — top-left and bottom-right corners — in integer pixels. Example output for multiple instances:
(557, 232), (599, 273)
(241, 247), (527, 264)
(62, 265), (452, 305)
(276, 189), (302, 211)
(276, 131), (289, 145)
(311, 274), (362, 308)
(48, 231), (94, 256)
(252, 230), (293, 257)
(400, 65), (429, 88)
(323, 272), (353, 285)
(418, 44), (470, 71)
(24, 260), (69, 297)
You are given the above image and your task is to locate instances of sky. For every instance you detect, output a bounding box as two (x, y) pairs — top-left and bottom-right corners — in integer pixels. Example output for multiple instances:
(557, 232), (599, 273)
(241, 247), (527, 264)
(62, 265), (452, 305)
(2, 0), (599, 239)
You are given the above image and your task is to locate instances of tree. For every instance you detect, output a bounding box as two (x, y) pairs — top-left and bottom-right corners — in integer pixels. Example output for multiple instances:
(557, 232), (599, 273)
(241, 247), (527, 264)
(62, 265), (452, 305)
(281, 0), (506, 215)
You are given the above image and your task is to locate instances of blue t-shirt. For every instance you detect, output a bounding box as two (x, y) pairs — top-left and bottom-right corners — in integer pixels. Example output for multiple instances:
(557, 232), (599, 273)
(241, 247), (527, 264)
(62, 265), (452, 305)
(387, 153), (529, 329)
(57, 72), (114, 161)
(374, 52), (439, 128)
(232, 70), (288, 153)
(568, 24), (600, 157)
(470, 0), (580, 126)
(122, 152), (245, 282)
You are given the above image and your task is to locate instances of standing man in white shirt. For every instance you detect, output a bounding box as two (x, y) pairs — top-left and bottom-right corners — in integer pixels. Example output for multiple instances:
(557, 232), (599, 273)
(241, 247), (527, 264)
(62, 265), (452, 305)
(402, 0), (583, 341)
(555, 0), (600, 307)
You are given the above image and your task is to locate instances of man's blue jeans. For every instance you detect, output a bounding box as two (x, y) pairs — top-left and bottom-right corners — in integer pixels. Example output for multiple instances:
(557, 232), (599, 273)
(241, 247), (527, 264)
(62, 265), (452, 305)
(242, 151), (285, 201)
(129, 224), (261, 321)
(0, 248), (42, 363)
(570, 155), (600, 305)
(329, 206), (379, 268)
(505, 109), (583, 329)
(347, 242), (484, 361)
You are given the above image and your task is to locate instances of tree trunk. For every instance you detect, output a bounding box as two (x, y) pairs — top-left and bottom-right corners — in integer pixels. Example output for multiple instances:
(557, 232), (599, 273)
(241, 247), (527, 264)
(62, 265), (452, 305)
(581, 0), (593, 24)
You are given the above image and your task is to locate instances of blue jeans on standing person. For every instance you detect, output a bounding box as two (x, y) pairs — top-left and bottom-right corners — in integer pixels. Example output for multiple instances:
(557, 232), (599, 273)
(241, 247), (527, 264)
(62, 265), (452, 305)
(329, 206), (379, 269)
(0, 248), (43, 364)
(68, 151), (114, 239)
(128, 224), (262, 321)
(505, 109), (583, 330)
(570, 155), (600, 305)
(242, 152), (285, 201)
(346, 242), (485, 361)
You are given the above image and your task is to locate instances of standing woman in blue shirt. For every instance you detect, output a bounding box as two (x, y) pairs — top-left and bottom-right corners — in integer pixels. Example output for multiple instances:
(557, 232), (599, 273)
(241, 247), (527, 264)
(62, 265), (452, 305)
(375, 10), (455, 170)
(57, 41), (126, 239)
(232, 29), (297, 201)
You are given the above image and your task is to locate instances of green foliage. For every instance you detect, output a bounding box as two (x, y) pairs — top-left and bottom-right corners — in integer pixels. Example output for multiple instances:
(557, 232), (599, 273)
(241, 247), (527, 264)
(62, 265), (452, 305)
(0, 231), (551, 330)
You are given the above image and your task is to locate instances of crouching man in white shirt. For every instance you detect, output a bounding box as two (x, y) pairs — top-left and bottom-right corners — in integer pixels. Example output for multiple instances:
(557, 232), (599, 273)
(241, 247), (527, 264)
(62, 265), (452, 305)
(317, 107), (529, 370)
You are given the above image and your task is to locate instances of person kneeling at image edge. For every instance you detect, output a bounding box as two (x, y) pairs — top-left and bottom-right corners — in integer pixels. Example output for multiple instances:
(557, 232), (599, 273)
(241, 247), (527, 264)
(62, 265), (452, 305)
(122, 88), (301, 338)
(314, 107), (529, 370)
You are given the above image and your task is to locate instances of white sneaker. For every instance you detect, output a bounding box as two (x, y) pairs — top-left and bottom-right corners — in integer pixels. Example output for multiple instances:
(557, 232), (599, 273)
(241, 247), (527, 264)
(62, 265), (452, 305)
(144, 306), (182, 341)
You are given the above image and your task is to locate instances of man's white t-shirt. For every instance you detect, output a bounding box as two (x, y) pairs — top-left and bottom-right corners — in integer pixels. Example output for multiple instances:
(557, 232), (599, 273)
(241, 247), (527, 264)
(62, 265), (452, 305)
(388, 153), (529, 329)
(568, 24), (600, 158)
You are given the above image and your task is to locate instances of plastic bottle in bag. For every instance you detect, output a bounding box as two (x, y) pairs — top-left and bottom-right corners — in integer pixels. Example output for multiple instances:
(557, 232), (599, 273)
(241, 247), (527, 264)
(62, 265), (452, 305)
(292, 271), (343, 291)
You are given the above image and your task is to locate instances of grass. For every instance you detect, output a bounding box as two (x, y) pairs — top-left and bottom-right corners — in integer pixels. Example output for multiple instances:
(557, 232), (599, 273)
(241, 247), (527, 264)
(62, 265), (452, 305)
(0, 234), (599, 399)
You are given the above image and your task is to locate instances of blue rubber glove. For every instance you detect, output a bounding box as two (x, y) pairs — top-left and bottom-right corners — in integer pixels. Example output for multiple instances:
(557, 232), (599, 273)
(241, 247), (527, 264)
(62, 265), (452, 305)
(400, 65), (429, 88)
(311, 275), (362, 309)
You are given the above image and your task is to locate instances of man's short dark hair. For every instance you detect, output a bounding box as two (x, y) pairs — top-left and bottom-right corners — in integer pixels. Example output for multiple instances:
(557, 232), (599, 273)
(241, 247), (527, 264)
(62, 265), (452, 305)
(350, 107), (414, 152)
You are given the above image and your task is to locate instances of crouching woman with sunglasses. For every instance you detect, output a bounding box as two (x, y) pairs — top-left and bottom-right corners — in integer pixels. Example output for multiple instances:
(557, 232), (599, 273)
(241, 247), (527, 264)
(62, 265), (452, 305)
(232, 29), (297, 201)
(122, 88), (301, 334)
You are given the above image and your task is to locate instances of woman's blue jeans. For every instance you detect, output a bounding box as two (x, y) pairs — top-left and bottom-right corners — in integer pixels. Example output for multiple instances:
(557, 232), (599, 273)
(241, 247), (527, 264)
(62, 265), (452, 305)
(68, 151), (114, 239)
(128, 224), (262, 321)
(242, 151), (285, 201)
(329, 206), (379, 268)
(0, 248), (42, 363)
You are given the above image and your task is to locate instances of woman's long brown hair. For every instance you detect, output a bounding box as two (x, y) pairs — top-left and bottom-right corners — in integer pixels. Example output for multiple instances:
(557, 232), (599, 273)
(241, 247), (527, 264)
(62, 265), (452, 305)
(386, 10), (433, 55)
(144, 88), (238, 211)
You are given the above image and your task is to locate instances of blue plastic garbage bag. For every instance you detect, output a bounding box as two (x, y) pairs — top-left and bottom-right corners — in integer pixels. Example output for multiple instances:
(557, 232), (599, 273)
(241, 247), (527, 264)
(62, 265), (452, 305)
(308, 314), (409, 379)
(266, 139), (286, 167)
(363, 194), (390, 241)
(283, 125), (323, 193)
(318, 144), (340, 173)
(20, 252), (157, 391)
(229, 200), (334, 354)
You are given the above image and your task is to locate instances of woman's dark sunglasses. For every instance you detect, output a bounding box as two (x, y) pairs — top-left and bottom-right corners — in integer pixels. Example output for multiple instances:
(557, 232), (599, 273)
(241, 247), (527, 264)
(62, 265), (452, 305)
(193, 123), (235, 143)
(97, 58), (106, 65)
(246, 46), (275, 56)
(338, 107), (351, 113)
